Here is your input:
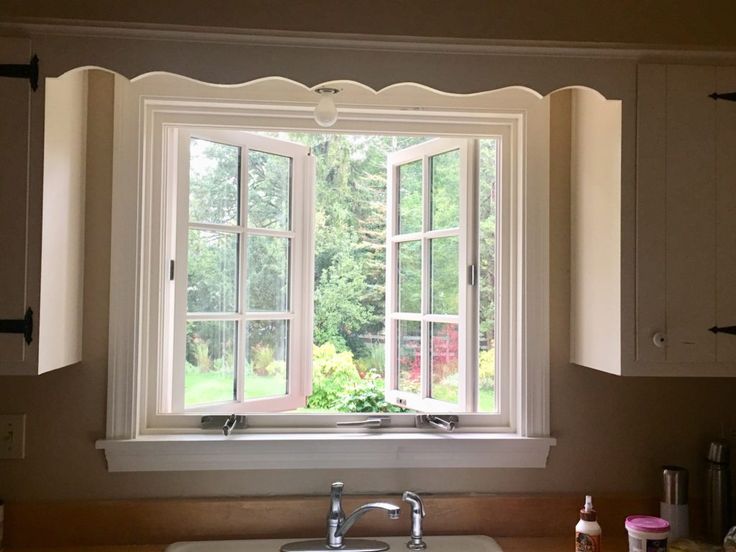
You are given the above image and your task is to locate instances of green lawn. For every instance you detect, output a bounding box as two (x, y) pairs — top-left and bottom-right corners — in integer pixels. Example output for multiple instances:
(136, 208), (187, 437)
(186, 370), (495, 412)
(432, 384), (495, 412)
(185, 371), (286, 407)
(479, 387), (495, 412)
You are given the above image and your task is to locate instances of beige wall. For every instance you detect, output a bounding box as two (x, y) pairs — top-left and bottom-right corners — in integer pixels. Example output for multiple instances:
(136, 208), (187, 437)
(2, 0), (736, 48)
(1, 72), (735, 502)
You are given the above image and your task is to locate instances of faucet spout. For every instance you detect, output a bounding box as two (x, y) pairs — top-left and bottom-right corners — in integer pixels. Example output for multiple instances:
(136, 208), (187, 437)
(284, 483), (398, 552)
(335, 502), (401, 538)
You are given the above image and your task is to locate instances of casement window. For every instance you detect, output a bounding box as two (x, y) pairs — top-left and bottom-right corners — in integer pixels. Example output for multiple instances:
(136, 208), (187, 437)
(385, 138), (499, 414)
(99, 75), (553, 470)
(168, 130), (314, 413)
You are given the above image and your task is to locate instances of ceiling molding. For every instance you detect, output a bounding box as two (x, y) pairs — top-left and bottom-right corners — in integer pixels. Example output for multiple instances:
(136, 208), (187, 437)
(2, 18), (736, 63)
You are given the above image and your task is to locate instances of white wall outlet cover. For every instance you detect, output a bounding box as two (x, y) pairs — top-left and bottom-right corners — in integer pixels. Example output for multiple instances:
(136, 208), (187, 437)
(0, 414), (26, 459)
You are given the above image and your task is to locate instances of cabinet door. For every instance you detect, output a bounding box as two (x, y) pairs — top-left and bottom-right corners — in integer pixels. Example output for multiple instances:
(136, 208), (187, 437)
(636, 65), (668, 363)
(0, 37), (32, 363)
(716, 67), (736, 362)
(637, 64), (736, 366)
(664, 65), (717, 363)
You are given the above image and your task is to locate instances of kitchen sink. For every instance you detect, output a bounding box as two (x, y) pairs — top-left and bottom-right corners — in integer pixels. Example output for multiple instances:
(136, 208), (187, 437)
(167, 535), (503, 552)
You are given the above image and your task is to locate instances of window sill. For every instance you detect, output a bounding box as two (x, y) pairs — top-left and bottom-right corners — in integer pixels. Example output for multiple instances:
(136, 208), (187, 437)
(96, 432), (556, 472)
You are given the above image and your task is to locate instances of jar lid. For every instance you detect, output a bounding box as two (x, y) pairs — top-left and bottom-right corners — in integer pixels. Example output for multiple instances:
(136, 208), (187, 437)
(625, 515), (670, 533)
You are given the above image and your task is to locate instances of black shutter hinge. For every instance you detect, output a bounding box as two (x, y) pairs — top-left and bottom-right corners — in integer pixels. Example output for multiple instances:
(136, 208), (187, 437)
(709, 92), (736, 102)
(709, 325), (736, 336)
(0, 307), (34, 344)
(0, 55), (39, 92)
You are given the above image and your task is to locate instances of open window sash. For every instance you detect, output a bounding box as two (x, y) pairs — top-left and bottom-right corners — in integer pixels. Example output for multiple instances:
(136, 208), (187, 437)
(167, 129), (314, 414)
(384, 138), (477, 413)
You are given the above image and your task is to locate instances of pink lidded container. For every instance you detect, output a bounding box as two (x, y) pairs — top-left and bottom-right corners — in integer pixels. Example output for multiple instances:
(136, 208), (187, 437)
(625, 516), (670, 552)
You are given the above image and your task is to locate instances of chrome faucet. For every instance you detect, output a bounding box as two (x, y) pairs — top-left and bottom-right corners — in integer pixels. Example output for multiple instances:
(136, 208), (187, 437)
(281, 482), (400, 552)
(402, 491), (427, 550)
(327, 482), (400, 548)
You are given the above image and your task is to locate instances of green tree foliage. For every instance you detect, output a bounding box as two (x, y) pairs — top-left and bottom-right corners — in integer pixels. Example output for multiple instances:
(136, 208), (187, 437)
(264, 132), (430, 356)
(313, 252), (374, 352)
(478, 139), (497, 347)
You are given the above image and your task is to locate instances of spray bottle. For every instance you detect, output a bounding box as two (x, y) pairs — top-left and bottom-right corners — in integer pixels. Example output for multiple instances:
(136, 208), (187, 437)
(575, 495), (601, 552)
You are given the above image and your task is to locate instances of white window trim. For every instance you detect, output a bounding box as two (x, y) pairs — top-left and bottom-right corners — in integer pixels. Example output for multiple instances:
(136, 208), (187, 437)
(97, 75), (554, 471)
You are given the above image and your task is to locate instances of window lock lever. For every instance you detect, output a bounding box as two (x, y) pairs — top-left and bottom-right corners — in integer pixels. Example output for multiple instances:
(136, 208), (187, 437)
(415, 414), (459, 432)
(336, 417), (391, 428)
(201, 414), (247, 436)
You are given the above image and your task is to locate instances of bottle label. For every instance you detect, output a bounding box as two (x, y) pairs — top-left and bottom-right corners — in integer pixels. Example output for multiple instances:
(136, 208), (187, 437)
(575, 532), (601, 552)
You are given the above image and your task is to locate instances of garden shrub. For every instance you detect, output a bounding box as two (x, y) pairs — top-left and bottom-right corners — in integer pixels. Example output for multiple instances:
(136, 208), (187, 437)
(308, 342), (405, 412)
(193, 340), (211, 372)
(334, 373), (405, 413)
(355, 342), (384, 378)
(251, 344), (275, 375)
(479, 348), (495, 390)
(307, 343), (362, 410)
(265, 360), (286, 377)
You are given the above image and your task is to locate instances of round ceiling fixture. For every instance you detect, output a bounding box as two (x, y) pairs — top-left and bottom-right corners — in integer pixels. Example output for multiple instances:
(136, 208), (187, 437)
(314, 87), (340, 127)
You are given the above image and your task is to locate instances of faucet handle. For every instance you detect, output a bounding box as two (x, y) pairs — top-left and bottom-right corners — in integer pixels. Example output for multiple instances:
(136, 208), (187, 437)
(329, 482), (345, 518)
(402, 490), (426, 517)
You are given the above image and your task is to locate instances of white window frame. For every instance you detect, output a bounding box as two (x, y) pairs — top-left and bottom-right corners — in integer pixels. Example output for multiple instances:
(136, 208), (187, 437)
(97, 75), (554, 471)
(385, 139), (471, 414)
(384, 137), (509, 419)
(166, 129), (313, 415)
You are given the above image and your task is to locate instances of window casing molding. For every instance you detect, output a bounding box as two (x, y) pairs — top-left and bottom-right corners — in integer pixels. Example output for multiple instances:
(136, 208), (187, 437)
(98, 75), (553, 470)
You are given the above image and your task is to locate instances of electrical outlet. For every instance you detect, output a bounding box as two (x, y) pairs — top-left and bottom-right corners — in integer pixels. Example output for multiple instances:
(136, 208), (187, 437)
(0, 414), (26, 459)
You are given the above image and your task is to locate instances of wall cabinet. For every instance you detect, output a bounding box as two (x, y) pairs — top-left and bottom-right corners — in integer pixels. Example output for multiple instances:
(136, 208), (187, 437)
(636, 64), (736, 373)
(0, 36), (87, 375)
(572, 63), (736, 376)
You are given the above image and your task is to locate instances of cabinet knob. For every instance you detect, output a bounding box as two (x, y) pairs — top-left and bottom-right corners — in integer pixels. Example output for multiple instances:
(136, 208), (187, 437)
(652, 332), (667, 348)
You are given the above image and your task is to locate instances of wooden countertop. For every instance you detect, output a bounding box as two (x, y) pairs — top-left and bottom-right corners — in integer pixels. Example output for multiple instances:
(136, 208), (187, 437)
(4, 495), (655, 549)
(6, 537), (630, 552)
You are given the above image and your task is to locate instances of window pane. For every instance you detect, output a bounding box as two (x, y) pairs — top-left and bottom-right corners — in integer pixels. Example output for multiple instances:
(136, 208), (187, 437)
(479, 138), (497, 413)
(185, 320), (236, 407)
(246, 320), (288, 400)
(189, 138), (240, 226)
(430, 323), (459, 404)
(247, 236), (290, 312)
(430, 236), (459, 314)
(430, 149), (460, 230)
(398, 320), (421, 394)
(397, 240), (421, 313)
(398, 160), (422, 234)
(187, 229), (238, 313)
(248, 150), (291, 230)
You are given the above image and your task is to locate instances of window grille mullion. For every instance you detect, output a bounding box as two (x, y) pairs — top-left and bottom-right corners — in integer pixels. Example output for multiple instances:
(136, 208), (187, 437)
(421, 154), (431, 401)
(236, 146), (249, 404)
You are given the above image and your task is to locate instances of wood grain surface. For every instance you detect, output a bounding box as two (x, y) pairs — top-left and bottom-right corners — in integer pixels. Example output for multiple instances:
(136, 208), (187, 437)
(3, 538), (633, 552)
(5, 494), (657, 548)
